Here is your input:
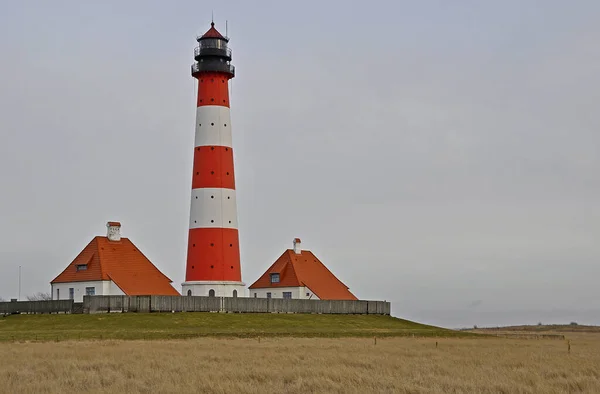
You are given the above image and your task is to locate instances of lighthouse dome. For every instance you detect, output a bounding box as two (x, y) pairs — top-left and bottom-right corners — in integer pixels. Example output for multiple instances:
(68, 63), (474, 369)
(198, 22), (227, 41)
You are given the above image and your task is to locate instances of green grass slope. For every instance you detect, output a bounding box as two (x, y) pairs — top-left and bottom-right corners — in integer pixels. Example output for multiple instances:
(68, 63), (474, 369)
(0, 313), (469, 341)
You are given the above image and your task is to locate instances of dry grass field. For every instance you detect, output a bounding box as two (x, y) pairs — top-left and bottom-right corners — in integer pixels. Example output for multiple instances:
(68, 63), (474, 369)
(470, 324), (600, 335)
(2, 334), (600, 393)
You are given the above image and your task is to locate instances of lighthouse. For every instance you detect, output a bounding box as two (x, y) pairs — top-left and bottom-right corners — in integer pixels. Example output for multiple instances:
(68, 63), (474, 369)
(182, 22), (245, 298)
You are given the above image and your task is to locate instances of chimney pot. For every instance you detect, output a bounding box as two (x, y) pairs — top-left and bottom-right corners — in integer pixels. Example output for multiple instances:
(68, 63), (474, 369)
(107, 221), (122, 241)
(293, 238), (302, 254)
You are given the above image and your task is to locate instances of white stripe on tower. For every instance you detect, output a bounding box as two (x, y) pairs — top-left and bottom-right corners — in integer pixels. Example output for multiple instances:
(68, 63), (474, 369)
(194, 106), (233, 148)
(189, 186), (239, 229)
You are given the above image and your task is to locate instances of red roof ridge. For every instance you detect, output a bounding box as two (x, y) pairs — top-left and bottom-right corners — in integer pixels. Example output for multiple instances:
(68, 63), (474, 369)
(282, 250), (301, 285)
(81, 252), (94, 266)
(95, 236), (107, 279)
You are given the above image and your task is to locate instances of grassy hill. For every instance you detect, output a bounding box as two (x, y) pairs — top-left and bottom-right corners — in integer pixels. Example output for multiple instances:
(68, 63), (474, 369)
(0, 313), (469, 342)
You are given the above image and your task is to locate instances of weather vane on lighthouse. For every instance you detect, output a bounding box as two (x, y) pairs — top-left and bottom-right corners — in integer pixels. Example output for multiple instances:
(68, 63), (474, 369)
(182, 21), (245, 298)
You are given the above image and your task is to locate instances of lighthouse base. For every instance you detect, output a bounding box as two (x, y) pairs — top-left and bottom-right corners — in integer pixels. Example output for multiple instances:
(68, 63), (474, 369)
(181, 281), (246, 298)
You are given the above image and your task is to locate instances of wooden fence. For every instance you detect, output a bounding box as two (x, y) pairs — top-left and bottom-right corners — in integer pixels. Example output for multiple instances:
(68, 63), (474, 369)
(0, 296), (391, 315)
(0, 300), (74, 314)
(83, 295), (391, 315)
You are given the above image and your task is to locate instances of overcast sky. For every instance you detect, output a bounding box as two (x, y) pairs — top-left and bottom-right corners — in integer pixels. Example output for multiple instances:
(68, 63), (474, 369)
(0, 0), (598, 328)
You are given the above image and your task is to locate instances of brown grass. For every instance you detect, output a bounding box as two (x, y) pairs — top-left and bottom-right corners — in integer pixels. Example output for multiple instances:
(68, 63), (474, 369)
(471, 324), (600, 334)
(2, 334), (600, 393)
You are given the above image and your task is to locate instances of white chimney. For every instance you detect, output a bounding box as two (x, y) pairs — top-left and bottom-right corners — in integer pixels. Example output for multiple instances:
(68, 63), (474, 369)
(107, 221), (121, 241)
(293, 238), (302, 254)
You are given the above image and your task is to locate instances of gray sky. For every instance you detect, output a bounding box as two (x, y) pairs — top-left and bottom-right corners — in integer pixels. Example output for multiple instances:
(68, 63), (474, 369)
(1, 0), (599, 328)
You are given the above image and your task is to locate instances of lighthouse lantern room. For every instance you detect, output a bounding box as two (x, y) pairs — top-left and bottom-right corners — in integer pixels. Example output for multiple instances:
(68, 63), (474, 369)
(182, 22), (245, 298)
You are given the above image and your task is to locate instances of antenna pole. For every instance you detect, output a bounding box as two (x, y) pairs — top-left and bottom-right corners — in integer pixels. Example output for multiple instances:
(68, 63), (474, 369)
(18, 265), (21, 301)
(226, 20), (228, 38)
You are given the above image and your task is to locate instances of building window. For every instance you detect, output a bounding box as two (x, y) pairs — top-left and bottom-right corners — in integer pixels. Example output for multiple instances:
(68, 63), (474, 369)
(233, 289), (238, 298)
(69, 288), (74, 300)
(209, 289), (215, 297)
(187, 290), (192, 296)
(56, 288), (60, 300)
(85, 287), (95, 296)
(283, 292), (292, 299)
(254, 293), (257, 298)
(270, 273), (280, 283)
(76, 264), (87, 271)
(266, 292), (271, 299)
(306, 293), (310, 296)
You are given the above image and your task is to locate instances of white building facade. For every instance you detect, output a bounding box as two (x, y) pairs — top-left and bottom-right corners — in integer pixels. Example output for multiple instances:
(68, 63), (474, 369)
(249, 286), (319, 300)
(51, 280), (124, 302)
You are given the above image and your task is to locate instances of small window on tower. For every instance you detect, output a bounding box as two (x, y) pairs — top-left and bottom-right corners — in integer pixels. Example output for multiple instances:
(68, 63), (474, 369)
(76, 264), (87, 271)
(270, 273), (280, 284)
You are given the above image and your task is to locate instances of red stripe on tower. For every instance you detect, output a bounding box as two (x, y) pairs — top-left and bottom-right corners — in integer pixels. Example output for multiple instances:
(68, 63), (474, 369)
(182, 22), (245, 298)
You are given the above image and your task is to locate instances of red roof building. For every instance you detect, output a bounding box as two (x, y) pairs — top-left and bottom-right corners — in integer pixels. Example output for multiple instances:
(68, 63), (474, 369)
(248, 239), (358, 300)
(50, 222), (179, 301)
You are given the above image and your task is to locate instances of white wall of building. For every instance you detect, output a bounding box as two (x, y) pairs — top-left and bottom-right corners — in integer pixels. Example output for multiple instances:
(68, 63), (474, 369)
(109, 280), (125, 296)
(182, 281), (246, 298)
(51, 280), (124, 302)
(250, 286), (320, 300)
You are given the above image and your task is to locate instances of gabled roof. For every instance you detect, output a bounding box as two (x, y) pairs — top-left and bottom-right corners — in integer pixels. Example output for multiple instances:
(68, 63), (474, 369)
(249, 249), (358, 300)
(51, 236), (180, 296)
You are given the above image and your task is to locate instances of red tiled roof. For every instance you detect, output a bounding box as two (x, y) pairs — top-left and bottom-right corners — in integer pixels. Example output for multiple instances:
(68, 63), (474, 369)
(200, 22), (225, 40)
(249, 249), (358, 300)
(51, 236), (180, 296)
(107, 221), (121, 227)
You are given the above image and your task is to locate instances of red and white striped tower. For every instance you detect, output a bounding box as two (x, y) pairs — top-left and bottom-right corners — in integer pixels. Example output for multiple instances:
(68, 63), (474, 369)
(182, 22), (245, 297)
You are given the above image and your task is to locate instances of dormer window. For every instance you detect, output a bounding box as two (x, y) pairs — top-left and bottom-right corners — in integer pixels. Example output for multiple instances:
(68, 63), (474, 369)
(270, 273), (280, 283)
(76, 264), (87, 271)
